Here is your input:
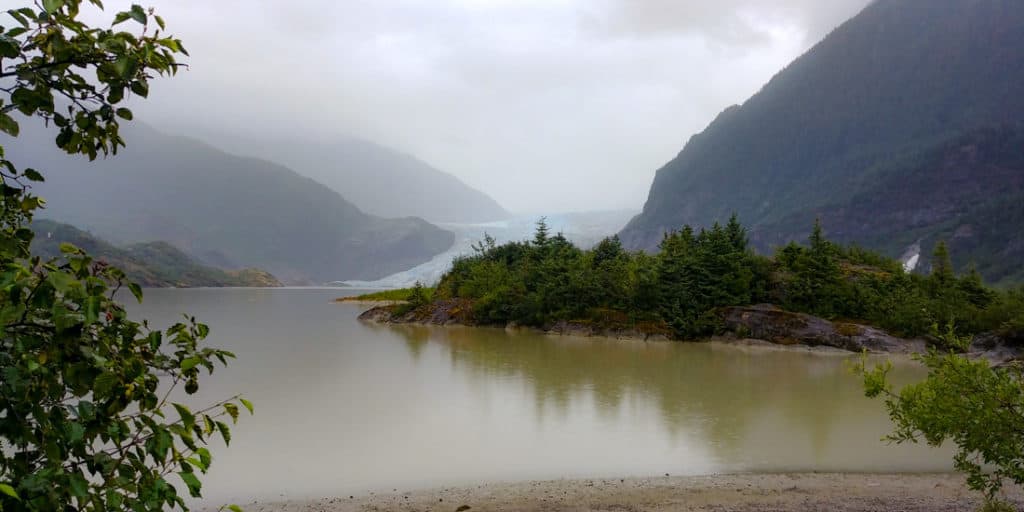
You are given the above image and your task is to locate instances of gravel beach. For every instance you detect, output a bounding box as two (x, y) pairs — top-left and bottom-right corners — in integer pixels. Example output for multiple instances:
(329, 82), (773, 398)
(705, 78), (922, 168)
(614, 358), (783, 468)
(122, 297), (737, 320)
(208, 473), (1022, 512)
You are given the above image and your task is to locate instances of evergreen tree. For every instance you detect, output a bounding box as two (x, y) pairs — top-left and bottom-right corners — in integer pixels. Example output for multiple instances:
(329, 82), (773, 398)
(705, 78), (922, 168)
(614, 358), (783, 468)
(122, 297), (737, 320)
(725, 213), (748, 252)
(809, 217), (830, 256)
(960, 264), (994, 308)
(409, 281), (430, 309)
(931, 240), (955, 286)
(533, 217), (550, 247)
(593, 235), (625, 266)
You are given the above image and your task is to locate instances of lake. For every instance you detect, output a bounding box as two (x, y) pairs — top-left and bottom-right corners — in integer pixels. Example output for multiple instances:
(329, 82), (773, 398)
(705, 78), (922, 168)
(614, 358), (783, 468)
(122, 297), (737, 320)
(126, 288), (951, 506)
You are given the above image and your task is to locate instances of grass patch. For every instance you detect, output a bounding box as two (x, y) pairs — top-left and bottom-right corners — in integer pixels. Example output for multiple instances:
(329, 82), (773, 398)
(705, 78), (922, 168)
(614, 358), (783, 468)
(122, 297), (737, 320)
(337, 287), (435, 303)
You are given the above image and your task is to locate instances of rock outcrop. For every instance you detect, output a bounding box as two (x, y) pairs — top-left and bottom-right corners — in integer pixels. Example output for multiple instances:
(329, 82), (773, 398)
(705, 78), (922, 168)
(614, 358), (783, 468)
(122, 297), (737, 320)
(719, 305), (926, 354)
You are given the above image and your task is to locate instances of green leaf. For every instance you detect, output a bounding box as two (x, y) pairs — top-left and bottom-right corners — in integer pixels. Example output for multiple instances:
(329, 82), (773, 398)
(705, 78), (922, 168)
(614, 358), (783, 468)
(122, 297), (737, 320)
(66, 422), (85, 445)
(22, 168), (44, 182)
(215, 420), (231, 446)
(116, 107), (133, 120)
(179, 471), (202, 498)
(151, 429), (171, 462)
(181, 357), (201, 371)
(0, 35), (19, 58)
(7, 10), (30, 28)
(42, 0), (64, 14)
(239, 397), (254, 415)
(196, 447), (212, 471)
(224, 402), (239, 424)
(93, 371), (119, 397)
(0, 483), (19, 500)
(47, 270), (77, 293)
(130, 80), (149, 98)
(128, 282), (143, 302)
(83, 295), (101, 325)
(0, 113), (20, 136)
(68, 472), (89, 498)
(129, 4), (147, 24)
(173, 403), (195, 429)
(112, 11), (132, 25)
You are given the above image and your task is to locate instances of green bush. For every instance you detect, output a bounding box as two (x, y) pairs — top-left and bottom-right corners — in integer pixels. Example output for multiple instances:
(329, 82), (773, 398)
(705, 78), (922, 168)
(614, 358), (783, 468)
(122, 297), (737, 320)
(859, 352), (1024, 501)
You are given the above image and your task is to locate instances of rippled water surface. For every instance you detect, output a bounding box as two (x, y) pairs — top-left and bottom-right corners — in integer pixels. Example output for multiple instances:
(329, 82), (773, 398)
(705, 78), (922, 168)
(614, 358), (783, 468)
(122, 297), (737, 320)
(127, 288), (950, 505)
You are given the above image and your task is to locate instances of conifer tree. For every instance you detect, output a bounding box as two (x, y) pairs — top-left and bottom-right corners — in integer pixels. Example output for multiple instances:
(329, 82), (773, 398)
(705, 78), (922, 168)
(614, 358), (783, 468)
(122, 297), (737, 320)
(533, 217), (550, 247)
(725, 213), (748, 252)
(931, 240), (955, 285)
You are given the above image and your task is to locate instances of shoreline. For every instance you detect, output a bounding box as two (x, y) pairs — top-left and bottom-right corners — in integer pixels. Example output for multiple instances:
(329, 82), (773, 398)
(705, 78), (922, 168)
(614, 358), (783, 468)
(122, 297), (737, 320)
(203, 472), (1021, 511)
(358, 303), (1023, 363)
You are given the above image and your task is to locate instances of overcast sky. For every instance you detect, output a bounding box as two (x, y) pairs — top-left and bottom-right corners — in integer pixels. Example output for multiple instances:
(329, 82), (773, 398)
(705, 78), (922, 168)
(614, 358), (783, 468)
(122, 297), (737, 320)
(108, 0), (871, 214)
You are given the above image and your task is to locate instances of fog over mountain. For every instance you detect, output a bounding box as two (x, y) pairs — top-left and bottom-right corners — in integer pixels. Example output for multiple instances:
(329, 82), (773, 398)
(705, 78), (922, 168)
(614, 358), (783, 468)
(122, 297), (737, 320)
(209, 133), (508, 223)
(83, 0), (871, 214)
(4, 122), (454, 285)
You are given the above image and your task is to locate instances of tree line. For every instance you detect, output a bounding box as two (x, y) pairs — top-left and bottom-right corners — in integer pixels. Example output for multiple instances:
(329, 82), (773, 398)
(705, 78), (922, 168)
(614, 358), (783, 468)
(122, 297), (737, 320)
(435, 216), (1024, 347)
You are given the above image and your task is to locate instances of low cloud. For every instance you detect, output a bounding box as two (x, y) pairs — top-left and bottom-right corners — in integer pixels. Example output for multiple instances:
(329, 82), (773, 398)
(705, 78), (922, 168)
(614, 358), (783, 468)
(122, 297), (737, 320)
(59, 0), (872, 213)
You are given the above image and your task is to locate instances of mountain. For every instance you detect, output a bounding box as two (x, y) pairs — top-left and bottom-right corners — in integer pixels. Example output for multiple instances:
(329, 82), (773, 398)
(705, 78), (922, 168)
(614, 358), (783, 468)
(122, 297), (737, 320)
(620, 0), (1024, 285)
(215, 135), (508, 223)
(31, 220), (282, 288)
(6, 123), (455, 284)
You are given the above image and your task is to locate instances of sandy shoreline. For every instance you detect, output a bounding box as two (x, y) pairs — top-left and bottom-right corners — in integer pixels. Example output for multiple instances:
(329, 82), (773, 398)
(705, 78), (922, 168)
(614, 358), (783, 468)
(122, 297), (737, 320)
(206, 473), (1022, 512)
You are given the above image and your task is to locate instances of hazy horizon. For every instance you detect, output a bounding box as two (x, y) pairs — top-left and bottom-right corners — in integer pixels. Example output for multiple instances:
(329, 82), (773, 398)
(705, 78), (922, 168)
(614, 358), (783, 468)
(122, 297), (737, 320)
(84, 0), (870, 214)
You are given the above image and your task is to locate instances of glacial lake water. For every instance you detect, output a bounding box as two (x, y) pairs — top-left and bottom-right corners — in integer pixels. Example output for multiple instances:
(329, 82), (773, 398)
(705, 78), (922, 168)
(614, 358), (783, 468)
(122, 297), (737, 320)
(126, 288), (952, 506)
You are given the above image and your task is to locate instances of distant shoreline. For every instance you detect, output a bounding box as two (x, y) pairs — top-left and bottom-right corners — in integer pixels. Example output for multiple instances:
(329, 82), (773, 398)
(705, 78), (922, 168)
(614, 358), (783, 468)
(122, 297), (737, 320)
(202, 472), (1019, 512)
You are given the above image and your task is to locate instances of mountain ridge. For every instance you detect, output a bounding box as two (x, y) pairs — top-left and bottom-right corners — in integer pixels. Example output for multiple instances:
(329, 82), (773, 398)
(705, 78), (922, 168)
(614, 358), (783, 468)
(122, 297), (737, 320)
(207, 133), (509, 224)
(620, 0), (1024, 284)
(5, 122), (455, 284)
(30, 220), (282, 288)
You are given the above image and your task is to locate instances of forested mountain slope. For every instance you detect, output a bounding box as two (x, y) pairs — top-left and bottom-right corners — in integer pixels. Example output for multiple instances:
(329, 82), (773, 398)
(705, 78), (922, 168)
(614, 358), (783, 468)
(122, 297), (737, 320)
(620, 0), (1024, 284)
(31, 220), (281, 288)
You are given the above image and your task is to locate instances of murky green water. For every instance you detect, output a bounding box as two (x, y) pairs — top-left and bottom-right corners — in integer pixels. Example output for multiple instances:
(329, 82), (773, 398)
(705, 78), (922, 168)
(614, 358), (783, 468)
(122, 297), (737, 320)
(127, 288), (950, 505)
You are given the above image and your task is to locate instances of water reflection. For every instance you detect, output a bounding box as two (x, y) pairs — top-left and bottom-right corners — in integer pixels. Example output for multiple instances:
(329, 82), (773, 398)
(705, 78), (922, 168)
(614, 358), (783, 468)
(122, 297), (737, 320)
(126, 288), (949, 507)
(375, 323), (945, 474)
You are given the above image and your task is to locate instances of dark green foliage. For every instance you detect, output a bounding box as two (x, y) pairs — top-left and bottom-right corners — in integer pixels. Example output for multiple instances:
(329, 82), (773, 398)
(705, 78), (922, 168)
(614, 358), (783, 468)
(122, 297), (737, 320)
(439, 218), (1024, 344)
(30, 220), (281, 287)
(982, 287), (1024, 344)
(620, 0), (1024, 286)
(656, 221), (760, 338)
(772, 231), (1008, 341)
(437, 225), (663, 329)
(1, 3), (250, 510)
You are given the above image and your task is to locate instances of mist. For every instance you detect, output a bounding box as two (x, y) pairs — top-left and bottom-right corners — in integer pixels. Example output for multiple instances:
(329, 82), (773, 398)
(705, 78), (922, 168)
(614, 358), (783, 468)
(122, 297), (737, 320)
(89, 0), (870, 214)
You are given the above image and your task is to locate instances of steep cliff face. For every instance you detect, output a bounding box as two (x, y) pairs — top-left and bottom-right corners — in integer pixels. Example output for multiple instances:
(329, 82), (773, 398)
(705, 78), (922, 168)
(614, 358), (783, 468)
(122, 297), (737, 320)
(620, 0), (1024, 283)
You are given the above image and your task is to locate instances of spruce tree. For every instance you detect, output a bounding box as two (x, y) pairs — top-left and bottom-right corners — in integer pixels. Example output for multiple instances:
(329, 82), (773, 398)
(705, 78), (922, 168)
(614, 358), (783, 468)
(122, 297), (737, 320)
(725, 213), (748, 252)
(533, 217), (550, 247)
(931, 240), (955, 285)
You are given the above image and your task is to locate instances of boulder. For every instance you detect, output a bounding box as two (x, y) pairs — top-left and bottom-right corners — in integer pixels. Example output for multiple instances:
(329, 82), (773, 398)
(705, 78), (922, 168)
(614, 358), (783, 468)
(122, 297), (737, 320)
(720, 304), (926, 353)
